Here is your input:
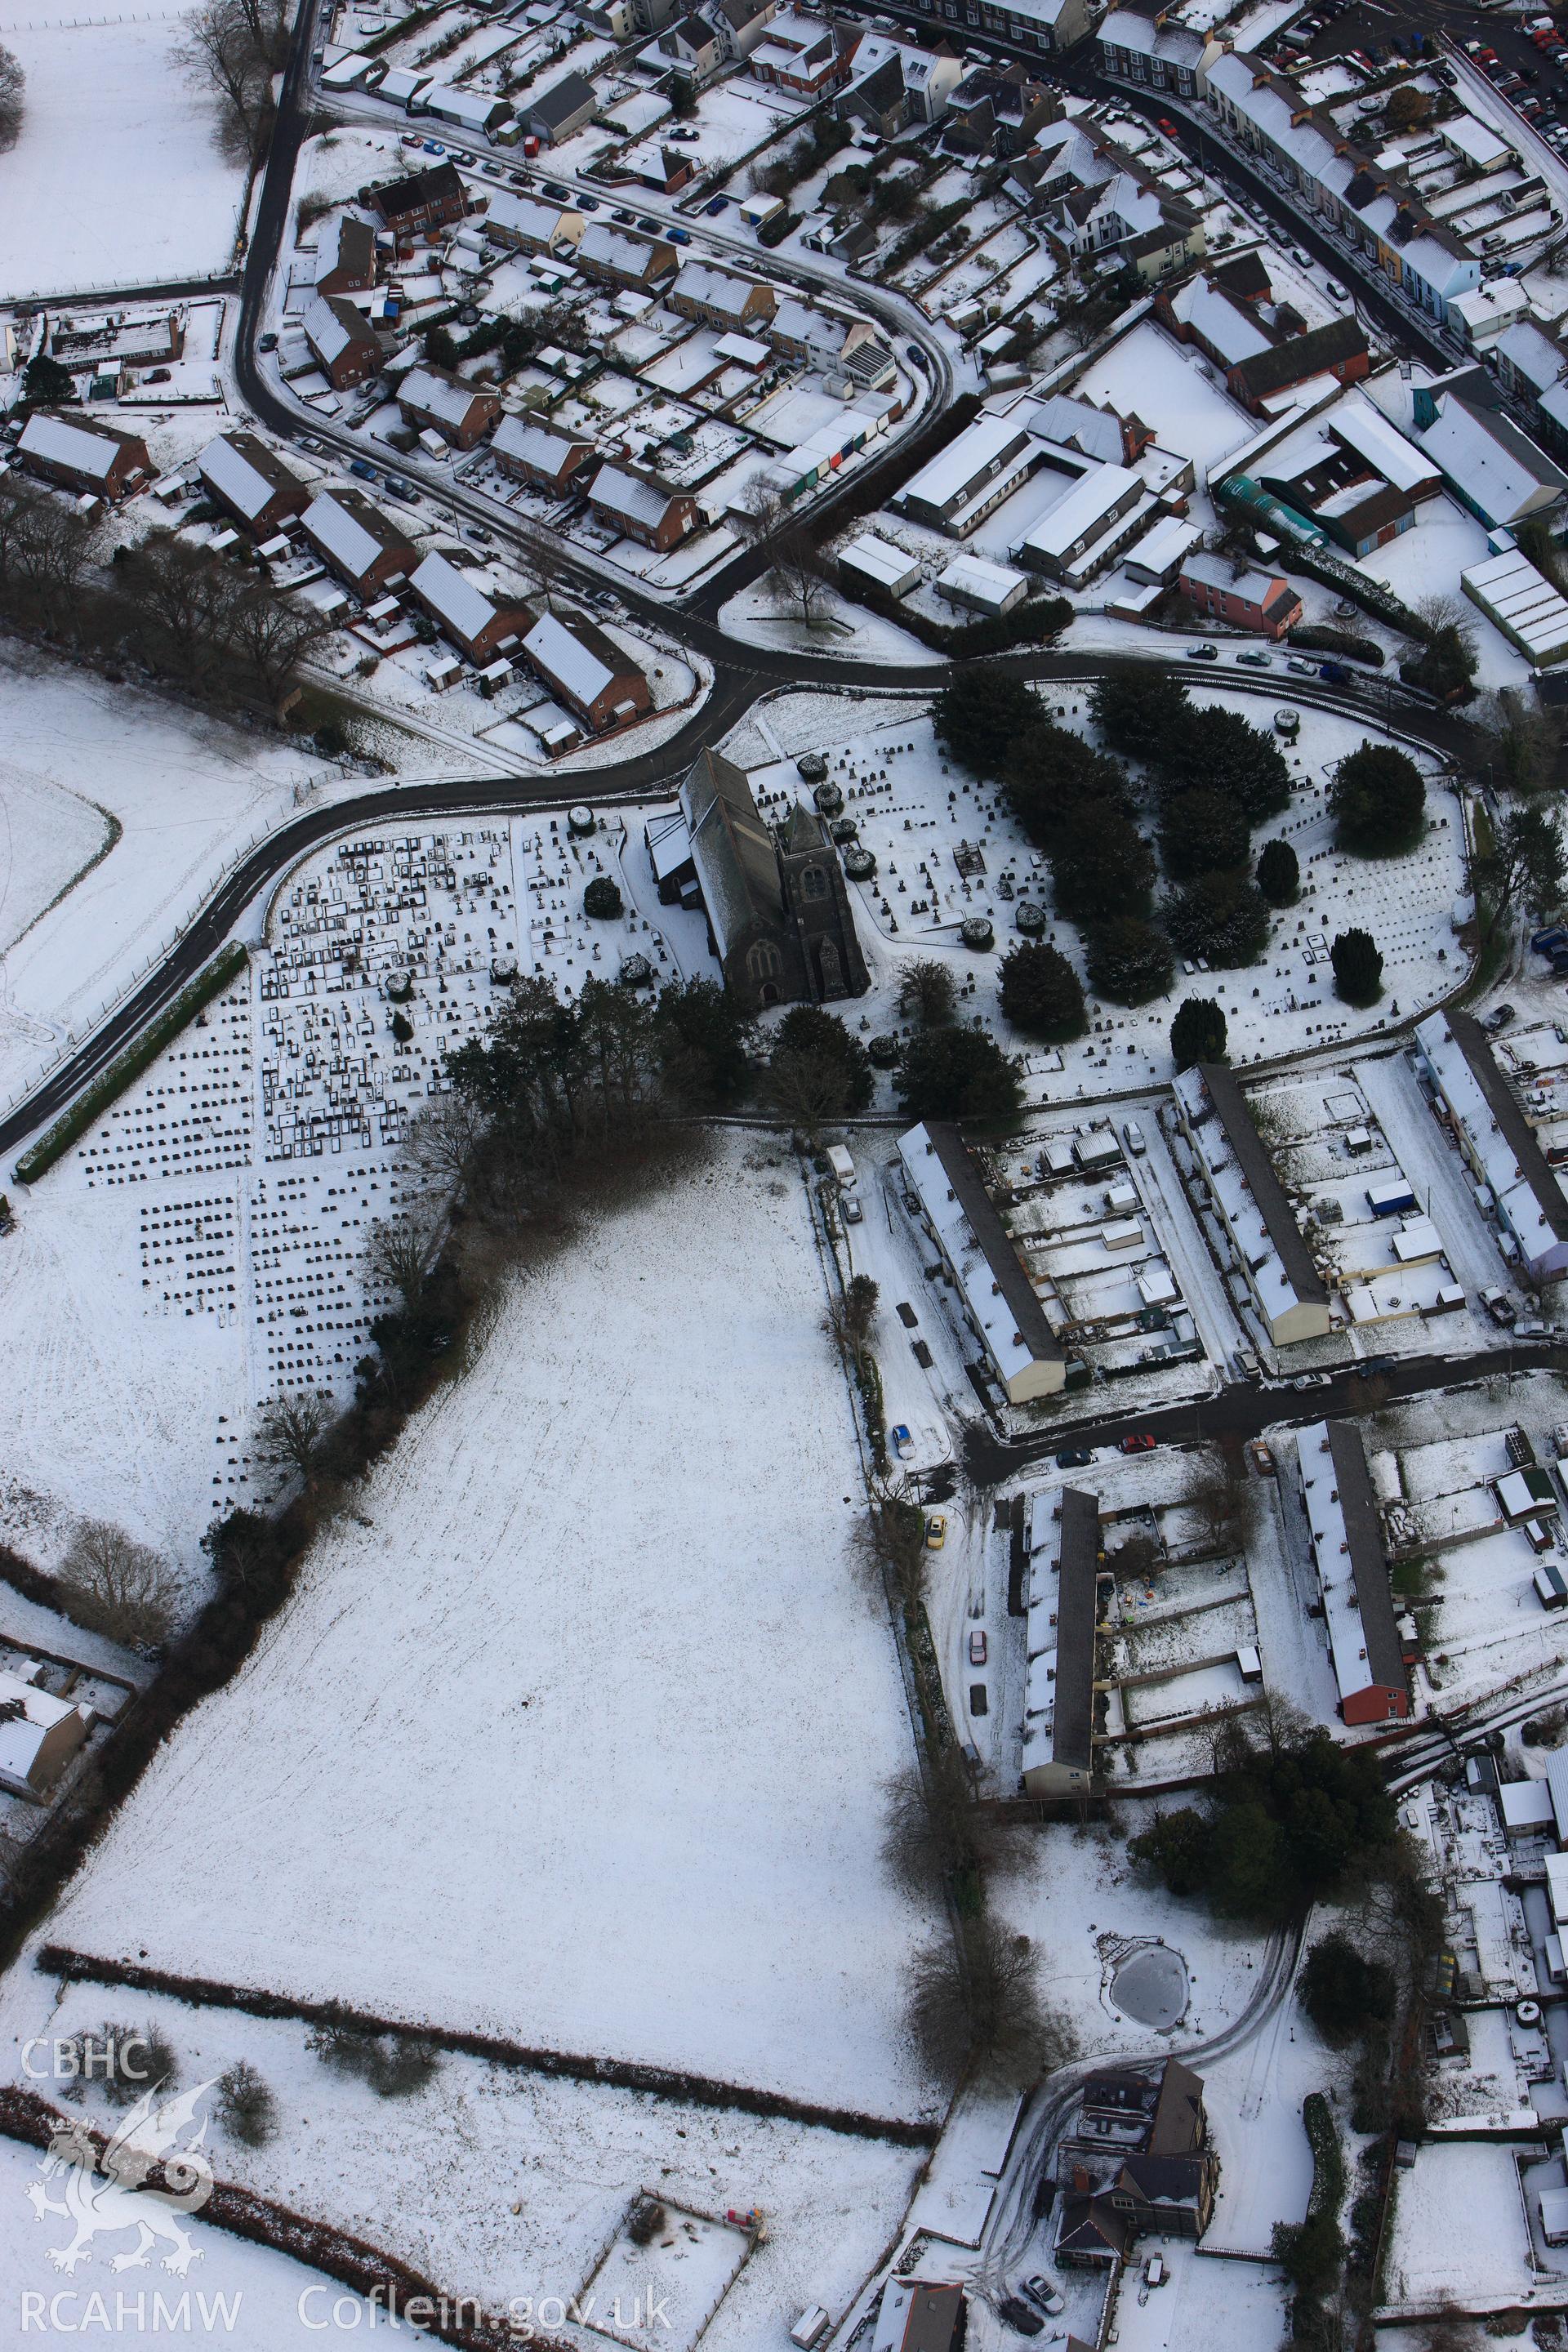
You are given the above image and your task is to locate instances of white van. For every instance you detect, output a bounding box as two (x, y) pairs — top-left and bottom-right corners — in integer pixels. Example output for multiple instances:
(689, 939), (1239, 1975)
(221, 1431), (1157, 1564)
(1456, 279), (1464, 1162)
(826, 1144), (855, 1187)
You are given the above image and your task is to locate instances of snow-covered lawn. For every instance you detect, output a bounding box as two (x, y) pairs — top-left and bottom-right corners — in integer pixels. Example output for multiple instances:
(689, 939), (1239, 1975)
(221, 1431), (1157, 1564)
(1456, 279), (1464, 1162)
(1384, 2140), (1539, 2305)
(48, 1140), (937, 2118)
(0, 6), (245, 298)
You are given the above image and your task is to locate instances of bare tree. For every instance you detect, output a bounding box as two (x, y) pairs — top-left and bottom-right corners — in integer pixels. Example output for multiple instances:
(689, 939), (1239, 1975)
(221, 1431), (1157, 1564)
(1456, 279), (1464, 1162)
(57, 1521), (175, 1650)
(825, 1272), (879, 1362)
(906, 1913), (1072, 2082)
(176, 0), (285, 158)
(766, 1044), (852, 1142)
(365, 1210), (438, 1307)
(0, 43), (25, 154)
(736, 477), (787, 550)
(216, 2060), (276, 2146)
(256, 1389), (333, 1484)
(766, 525), (832, 631)
(408, 1094), (489, 1193)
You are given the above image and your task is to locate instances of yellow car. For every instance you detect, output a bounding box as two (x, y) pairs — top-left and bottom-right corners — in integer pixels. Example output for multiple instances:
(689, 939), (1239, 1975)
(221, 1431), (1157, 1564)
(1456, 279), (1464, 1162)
(925, 1513), (947, 1552)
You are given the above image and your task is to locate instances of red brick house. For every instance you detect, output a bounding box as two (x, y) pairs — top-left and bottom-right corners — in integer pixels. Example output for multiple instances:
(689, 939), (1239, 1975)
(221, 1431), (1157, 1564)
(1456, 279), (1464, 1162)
(301, 488), (418, 595)
(586, 462), (697, 550)
(16, 412), (151, 501)
(198, 432), (308, 535)
(395, 364), (500, 451)
(521, 607), (651, 733)
(301, 294), (382, 390)
(409, 550), (532, 662)
(492, 416), (598, 495)
(367, 162), (466, 238)
(314, 214), (378, 296)
(1178, 551), (1302, 639)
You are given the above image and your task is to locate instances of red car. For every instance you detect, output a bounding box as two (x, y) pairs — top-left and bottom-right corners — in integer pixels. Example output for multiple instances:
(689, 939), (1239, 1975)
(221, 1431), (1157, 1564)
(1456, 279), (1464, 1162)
(1120, 1432), (1157, 1454)
(1157, 116), (1177, 132)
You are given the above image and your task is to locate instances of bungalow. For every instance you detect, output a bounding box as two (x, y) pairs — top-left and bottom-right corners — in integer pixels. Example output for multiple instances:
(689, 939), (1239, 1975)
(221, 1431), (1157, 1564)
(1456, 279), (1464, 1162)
(492, 416), (598, 495)
(669, 258), (777, 330)
(301, 487), (418, 595)
(0, 1668), (91, 1802)
(313, 213), (379, 296)
(408, 550), (533, 662)
(395, 363), (501, 450)
(521, 70), (599, 148)
(587, 461), (698, 549)
(483, 189), (585, 257)
(520, 606), (652, 731)
(198, 431), (308, 535)
(575, 221), (679, 291)
(1298, 1421), (1411, 1724)
(16, 412), (151, 501)
(368, 161), (466, 235)
(301, 293), (383, 389)
(1177, 550), (1301, 638)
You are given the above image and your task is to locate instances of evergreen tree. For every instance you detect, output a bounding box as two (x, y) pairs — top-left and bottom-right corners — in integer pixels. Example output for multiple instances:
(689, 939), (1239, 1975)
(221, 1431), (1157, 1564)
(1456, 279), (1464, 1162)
(1085, 917), (1174, 1006)
(1330, 742), (1426, 855)
(1331, 927), (1383, 1005)
(1256, 837), (1300, 907)
(1170, 996), (1227, 1071)
(997, 942), (1087, 1041)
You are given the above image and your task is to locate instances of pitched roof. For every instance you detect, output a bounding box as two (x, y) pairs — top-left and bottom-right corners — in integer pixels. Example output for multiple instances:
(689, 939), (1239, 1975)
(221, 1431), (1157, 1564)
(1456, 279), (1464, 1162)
(589, 462), (684, 532)
(1323, 1420), (1405, 1697)
(399, 363), (489, 427)
(302, 292), (378, 366)
(528, 69), (598, 127)
(1448, 1010), (1568, 1246)
(372, 161), (463, 220)
(1150, 2058), (1205, 2155)
(680, 746), (782, 955)
(521, 607), (642, 714)
(198, 431), (304, 522)
(301, 486), (413, 580)
(1195, 1063), (1328, 1307)
(18, 411), (145, 480)
(1232, 314), (1367, 401)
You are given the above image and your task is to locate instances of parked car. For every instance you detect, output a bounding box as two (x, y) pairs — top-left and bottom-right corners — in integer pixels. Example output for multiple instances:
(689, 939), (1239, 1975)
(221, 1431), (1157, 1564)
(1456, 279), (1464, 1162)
(669, 226), (693, 244)
(349, 457), (378, 481)
(1120, 1432), (1156, 1454)
(1185, 641), (1219, 661)
(1022, 2280), (1065, 2318)
(891, 1424), (912, 1459)
(706, 195), (728, 214)
(1055, 1447), (1094, 1468)
(258, 330), (278, 352)
(580, 194), (600, 209)
(1236, 648), (1271, 666)
(1291, 1371), (1332, 1391)
(1326, 278), (1348, 298)
(925, 1513), (947, 1550)
(1482, 1001), (1517, 1031)
(1481, 1287), (1516, 1327)
(969, 1630), (988, 1667)
(1250, 1440), (1276, 1476)
(542, 180), (569, 198)
(463, 523), (493, 544)
(998, 2299), (1044, 2338)
(1124, 1120), (1147, 1156)
(612, 207), (636, 222)
(1286, 655), (1317, 675)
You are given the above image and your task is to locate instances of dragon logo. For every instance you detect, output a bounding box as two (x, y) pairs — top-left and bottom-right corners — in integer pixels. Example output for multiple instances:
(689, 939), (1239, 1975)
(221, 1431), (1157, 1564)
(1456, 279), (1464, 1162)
(24, 2080), (217, 2276)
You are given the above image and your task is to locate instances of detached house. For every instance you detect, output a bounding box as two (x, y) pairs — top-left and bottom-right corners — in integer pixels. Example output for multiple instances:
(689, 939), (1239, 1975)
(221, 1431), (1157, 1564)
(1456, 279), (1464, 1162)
(408, 550), (533, 663)
(395, 364), (500, 451)
(492, 416), (598, 496)
(520, 606), (651, 733)
(587, 461), (698, 549)
(657, 8), (723, 82)
(943, 60), (1058, 158)
(368, 162), (466, 236)
(301, 487), (418, 595)
(708, 0), (776, 62)
(301, 293), (382, 390)
(0, 1668), (91, 1802)
(16, 412), (151, 501)
(748, 8), (850, 96)
(1177, 550), (1302, 638)
(522, 70), (600, 148)
(198, 431), (308, 536)
(1057, 2062), (1220, 2265)
(313, 213), (378, 296)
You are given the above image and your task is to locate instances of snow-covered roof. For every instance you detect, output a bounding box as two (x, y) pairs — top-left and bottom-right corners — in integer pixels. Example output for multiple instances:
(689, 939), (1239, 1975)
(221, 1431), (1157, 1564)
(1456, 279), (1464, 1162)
(399, 365), (485, 428)
(492, 415), (590, 477)
(1168, 273), (1272, 366)
(671, 259), (773, 319)
(1018, 464), (1140, 563)
(1325, 397), (1437, 496)
(485, 189), (580, 247)
(0, 1668), (87, 1796)
(302, 293), (372, 366)
(1415, 1009), (1568, 1277)
(1419, 393), (1568, 527)
(198, 432), (299, 522)
(1496, 320), (1567, 399)
(936, 552), (1026, 609)
(578, 222), (671, 279)
(18, 411), (139, 482)
(1179, 549), (1290, 608)
(588, 463), (679, 531)
(409, 550), (509, 647)
(839, 532), (920, 594)
(522, 608), (634, 712)
(1463, 545), (1568, 663)
(1174, 1062), (1328, 1335)
(897, 1121), (1062, 1396)
(1297, 1421), (1407, 1711)
(301, 488), (408, 581)
(1122, 512), (1200, 580)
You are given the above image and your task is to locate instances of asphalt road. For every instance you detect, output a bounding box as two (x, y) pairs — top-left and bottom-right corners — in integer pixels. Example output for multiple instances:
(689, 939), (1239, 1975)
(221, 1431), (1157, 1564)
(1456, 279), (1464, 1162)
(960, 1343), (1563, 1484)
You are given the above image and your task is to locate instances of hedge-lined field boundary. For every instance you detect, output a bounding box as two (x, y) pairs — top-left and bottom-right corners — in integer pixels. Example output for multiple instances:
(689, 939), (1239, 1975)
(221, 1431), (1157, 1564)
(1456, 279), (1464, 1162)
(0, 2083), (543, 2352)
(36, 1946), (939, 2147)
(14, 942), (249, 1185)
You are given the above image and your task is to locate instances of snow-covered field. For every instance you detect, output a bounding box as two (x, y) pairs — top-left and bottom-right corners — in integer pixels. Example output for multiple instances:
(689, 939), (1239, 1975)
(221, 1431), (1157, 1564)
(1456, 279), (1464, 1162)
(0, 654), (345, 1116)
(0, 5), (245, 297)
(47, 1139), (937, 2118)
(0, 1966), (922, 2351)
